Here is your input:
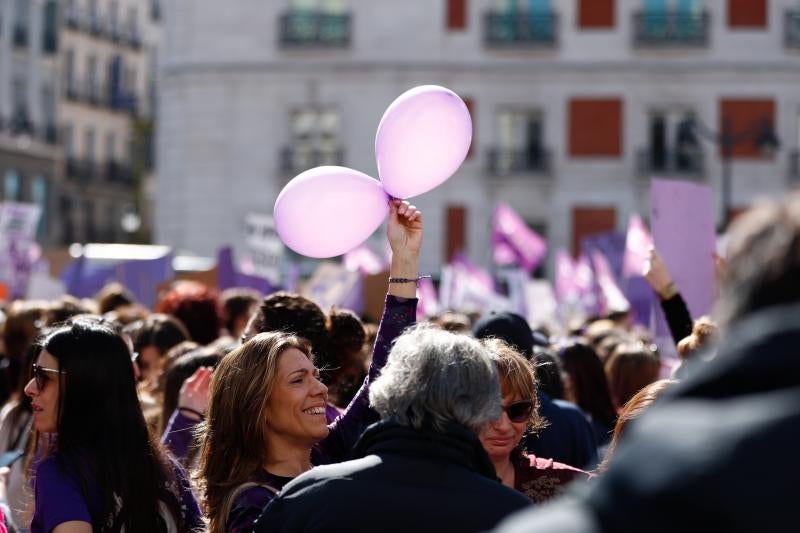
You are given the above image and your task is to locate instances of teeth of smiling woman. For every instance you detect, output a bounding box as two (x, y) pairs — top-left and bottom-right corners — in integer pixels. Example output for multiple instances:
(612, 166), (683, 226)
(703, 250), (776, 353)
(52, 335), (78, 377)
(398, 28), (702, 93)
(303, 407), (325, 415)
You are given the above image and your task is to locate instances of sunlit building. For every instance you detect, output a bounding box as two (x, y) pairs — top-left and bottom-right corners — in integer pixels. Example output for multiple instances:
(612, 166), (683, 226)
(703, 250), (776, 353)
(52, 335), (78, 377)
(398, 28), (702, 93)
(157, 0), (800, 273)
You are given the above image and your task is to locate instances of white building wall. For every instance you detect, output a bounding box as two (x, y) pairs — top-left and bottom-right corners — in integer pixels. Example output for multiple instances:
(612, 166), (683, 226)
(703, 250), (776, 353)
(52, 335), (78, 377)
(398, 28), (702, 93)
(157, 0), (800, 275)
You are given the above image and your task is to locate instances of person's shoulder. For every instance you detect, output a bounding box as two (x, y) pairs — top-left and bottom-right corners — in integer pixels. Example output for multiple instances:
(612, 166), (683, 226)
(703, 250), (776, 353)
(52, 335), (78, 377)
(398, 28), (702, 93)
(283, 455), (382, 494)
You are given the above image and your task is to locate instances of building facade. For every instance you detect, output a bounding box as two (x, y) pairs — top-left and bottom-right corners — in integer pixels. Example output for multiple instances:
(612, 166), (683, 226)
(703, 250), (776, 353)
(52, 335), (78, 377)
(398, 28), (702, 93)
(0, 0), (161, 247)
(157, 0), (800, 275)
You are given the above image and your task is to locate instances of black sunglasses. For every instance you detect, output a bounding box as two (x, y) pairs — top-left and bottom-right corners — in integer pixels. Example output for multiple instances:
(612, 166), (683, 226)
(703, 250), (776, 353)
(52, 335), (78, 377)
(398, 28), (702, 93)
(505, 400), (534, 423)
(32, 364), (64, 391)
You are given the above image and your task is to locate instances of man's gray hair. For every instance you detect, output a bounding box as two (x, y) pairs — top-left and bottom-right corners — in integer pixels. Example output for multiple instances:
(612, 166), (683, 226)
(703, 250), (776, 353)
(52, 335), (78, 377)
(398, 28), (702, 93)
(369, 324), (502, 433)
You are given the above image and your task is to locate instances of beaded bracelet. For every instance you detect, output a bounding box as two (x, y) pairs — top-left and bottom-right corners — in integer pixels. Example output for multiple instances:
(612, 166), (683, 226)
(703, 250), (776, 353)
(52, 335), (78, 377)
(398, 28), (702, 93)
(388, 275), (432, 286)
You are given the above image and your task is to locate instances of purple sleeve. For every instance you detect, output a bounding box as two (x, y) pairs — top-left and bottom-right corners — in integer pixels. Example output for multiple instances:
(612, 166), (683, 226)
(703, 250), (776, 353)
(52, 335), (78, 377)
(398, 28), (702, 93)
(161, 410), (199, 463)
(312, 295), (416, 465)
(172, 460), (204, 531)
(32, 457), (92, 532)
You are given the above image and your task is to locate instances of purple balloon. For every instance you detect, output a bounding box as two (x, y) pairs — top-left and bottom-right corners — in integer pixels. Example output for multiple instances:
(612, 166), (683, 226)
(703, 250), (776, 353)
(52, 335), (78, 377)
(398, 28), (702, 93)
(375, 85), (472, 199)
(274, 166), (389, 259)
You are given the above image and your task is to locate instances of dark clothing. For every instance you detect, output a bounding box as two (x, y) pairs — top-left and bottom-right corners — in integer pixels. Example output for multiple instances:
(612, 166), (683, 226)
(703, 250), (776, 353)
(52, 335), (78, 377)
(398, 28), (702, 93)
(524, 391), (598, 470)
(495, 303), (800, 533)
(659, 292), (693, 345)
(255, 420), (531, 533)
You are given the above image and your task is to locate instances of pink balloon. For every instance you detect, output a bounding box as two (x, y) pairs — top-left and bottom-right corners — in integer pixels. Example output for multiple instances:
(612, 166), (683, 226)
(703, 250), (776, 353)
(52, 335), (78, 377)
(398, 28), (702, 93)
(375, 85), (472, 199)
(274, 166), (389, 258)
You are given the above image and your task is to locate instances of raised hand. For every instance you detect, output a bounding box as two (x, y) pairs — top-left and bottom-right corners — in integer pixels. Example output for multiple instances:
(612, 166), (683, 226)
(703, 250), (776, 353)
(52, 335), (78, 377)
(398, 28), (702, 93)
(387, 199), (423, 258)
(643, 248), (676, 298)
(178, 367), (213, 421)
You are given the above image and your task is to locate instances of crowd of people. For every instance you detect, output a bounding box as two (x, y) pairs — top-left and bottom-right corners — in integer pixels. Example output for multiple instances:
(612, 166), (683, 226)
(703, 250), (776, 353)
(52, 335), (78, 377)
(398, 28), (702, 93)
(0, 192), (796, 532)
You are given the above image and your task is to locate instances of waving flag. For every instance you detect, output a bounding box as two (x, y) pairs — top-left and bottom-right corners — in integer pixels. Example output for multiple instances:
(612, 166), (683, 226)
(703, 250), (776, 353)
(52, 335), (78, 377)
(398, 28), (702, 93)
(622, 214), (654, 277)
(492, 203), (548, 273)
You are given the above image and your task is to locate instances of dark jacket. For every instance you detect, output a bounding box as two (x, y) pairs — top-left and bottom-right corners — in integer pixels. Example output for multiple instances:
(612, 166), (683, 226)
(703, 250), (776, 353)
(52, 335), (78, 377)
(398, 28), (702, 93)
(523, 391), (598, 470)
(495, 302), (800, 533)
(255, 419), (531, 533)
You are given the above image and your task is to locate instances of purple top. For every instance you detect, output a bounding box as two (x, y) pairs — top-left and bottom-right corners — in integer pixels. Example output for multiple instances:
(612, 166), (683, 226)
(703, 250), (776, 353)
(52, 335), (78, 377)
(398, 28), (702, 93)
(163, 294), (416, 533)
(30, 454), (202, 532)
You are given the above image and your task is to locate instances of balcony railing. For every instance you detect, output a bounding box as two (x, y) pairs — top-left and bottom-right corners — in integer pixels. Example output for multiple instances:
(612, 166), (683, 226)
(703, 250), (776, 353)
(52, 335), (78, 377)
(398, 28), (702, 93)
(66, 9), (82, 30)
(786, 11), (800, 49)
(281, 147), (344, 174)
(637, 148), (704, 178)
(633, 11), (709, 47)
(13, 26), (28, 48)
(89, 16), (105, 36)
(487, 148), (552, 177)
(280, 11), (351, 47)
(790, 150), (800, 182)
(484, 11), (557, 48)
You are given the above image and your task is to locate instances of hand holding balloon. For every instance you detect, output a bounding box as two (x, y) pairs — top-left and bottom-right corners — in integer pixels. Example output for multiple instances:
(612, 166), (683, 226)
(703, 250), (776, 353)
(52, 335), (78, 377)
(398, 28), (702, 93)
(274, 85), (471, 258)
(387, 199), (423, 299)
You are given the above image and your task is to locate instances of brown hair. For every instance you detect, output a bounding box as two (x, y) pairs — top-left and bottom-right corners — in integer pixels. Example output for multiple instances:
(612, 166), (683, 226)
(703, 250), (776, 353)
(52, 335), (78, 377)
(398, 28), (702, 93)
(196, 332), (312, 533)
(482, 338), (547, 435)
(677, 316), (718, 360)
(597, 379), (675, 472)
(605, 343), (661, 411)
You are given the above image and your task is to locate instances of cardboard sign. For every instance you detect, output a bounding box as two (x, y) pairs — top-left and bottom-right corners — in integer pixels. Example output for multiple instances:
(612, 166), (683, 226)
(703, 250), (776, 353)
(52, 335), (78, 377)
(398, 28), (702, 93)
(243, 213), (284, 286)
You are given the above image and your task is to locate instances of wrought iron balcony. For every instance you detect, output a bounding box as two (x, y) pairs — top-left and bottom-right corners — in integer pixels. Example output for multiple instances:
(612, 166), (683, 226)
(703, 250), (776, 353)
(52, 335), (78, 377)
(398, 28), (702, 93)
(13, 26), (28, 48)
(126, 29), (142, 49)
(43, 124), (58, 145)
(786, 11), (800, 49)
(281, 147), (344, 174)
(484, 11), (557, 48)
(633, 11), (709, 47)
(89, 16), (105, 36)
(637, 148), (704, 179)
(487, 147), (552, 177)
(790, 150), (800, 182)
(280, 11), (351, 48)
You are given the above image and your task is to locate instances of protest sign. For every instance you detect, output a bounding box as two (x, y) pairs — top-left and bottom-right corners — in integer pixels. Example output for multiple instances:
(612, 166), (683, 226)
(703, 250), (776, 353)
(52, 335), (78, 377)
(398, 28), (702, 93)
(0, 202), (42, 299)
(243, 213), (284, 286)
(651, 179), (716, 319)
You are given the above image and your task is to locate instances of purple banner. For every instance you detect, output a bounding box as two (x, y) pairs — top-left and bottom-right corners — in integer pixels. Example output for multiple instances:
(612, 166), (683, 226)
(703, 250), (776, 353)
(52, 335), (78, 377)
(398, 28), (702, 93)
(651, 179), (716, 320)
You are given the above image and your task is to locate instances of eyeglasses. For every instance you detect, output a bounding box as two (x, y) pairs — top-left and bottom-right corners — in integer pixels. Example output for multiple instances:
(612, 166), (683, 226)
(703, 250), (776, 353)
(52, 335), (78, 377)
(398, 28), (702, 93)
(504, 400), (534, 423)
(32, 364), (64, 391)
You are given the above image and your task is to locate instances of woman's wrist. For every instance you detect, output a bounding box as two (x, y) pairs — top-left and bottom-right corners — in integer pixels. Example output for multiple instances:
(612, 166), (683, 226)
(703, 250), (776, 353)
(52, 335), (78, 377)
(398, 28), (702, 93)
(658, 281), (678, 300)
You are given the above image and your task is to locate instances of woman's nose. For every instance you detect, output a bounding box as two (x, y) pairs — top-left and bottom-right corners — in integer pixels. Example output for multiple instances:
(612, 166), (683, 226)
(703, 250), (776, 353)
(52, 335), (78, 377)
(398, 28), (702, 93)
(23, 378), (38, 397)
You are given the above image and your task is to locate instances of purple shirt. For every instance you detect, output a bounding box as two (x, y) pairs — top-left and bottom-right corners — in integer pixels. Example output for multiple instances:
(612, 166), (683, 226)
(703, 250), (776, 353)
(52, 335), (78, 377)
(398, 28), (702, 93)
(30, 454), (202, 532)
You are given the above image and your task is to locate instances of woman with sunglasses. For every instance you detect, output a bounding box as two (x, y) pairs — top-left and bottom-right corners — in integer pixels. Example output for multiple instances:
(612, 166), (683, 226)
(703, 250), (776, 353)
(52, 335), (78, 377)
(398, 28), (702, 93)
(196, 199), (422, 533)
(24, 317), (203, 532)
(480, 339), (592, 503)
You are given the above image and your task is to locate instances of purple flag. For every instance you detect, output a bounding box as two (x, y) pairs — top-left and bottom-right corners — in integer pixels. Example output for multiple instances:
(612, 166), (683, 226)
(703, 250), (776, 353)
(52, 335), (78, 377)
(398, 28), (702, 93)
(623, 215), (654, 278)
(591, 250), (630, 315)
(554, 250), (578, 303)
(416, 277), (439, 321)
(217, 246), (277, 295)
(492, 203), (548, 273)
(575, 254), (599, 316)
(651, 179), (716, 321)
(344, 244), (386, 275)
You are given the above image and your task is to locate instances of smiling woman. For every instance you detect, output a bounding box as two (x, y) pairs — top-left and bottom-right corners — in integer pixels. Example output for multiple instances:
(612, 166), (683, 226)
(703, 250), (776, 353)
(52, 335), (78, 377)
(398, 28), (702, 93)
(194, 199), (423, 533)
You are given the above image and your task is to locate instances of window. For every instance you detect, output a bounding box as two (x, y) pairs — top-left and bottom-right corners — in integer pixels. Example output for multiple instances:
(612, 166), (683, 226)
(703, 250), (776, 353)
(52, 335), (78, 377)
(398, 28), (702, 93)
(4, 170), (22, 201)
(572, 207), (616, 257)
(447, 0), (467, 30)
(13, 0), (29, 46)
(110, 0), (119, 34)
(85, 127), (96, 164)
(445, 205), (467, 262)
(32, 176), (48, 238)
(728, 0), (767, 29)
(87, 54), (98, 100)
(645, 108), (700, 173)
(492, 108), (546, 174)
(63, 124), (74, 156)
(42, 1), (58, 53)
(719, 99), (776, 158)
(285, 108), (342, 171)
(65, 49), (76, 92)
(105, 131), (116, 161)
(578, 0), (614, 28)
(569, 98), (623, 157)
